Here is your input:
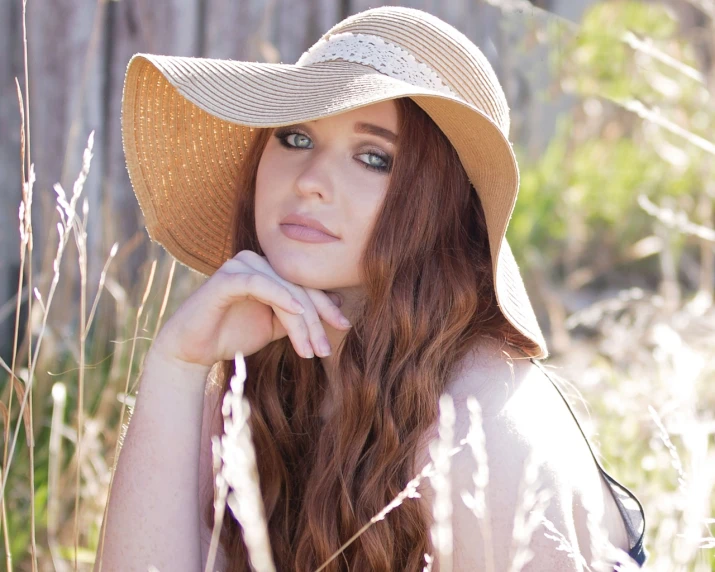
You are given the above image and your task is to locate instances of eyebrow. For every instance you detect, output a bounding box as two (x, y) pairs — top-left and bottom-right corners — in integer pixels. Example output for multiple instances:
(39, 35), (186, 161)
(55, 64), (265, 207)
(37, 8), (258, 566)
(354, 122), (398, 143)
(304, 120), (398, 143)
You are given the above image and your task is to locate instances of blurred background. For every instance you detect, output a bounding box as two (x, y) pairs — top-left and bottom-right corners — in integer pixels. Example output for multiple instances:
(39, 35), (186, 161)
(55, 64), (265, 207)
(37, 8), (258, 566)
(1, 0), (714, 570)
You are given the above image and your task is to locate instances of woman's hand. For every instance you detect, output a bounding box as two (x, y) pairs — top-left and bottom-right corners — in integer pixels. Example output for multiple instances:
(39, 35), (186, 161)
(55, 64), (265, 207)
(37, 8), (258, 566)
(151, 250), (352, 367)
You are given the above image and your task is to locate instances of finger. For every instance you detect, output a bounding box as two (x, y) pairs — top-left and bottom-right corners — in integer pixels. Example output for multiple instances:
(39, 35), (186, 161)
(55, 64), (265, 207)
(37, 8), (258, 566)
(325, 292), (342, 307)
(232, 250), (275, 272)
(270, 287), (334, 358)
(236, 252), (351, 331)
(210, 271), (305, 316)
(215, 271), (313, 358)
(273, 303), (330, 358)
(233, 252), (303, 294)
(234, 252), (336, 353)
(273, 307), (317, 359)
(219, 256), (256, 275)
(305, 288), (352, 330)
(212, 262), (320, 358)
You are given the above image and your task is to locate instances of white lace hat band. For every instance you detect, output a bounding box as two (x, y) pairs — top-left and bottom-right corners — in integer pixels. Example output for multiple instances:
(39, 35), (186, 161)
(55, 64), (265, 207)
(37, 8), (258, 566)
(296, 32), (456, 98)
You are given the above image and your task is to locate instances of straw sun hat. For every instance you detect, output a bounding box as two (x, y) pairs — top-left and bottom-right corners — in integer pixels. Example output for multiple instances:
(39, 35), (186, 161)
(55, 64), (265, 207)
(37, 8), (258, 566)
(121, 6), (549, 359)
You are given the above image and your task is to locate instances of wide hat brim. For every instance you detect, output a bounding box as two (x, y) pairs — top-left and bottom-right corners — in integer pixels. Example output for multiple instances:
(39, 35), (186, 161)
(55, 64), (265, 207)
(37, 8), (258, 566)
(121, 53), (548, 358)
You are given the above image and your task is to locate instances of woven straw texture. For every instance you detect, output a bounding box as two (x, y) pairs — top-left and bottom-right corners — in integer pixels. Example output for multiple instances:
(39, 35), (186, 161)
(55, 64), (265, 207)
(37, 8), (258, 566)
(121, 6), (548, 358)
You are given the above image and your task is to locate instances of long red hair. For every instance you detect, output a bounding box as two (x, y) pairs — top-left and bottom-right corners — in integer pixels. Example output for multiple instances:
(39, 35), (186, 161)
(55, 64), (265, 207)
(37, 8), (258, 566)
(204, 97), (539, 571)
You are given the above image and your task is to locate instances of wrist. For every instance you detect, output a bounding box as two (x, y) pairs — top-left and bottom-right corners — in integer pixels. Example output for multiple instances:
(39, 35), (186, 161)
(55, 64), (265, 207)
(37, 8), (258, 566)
(145, 342), (214, 382)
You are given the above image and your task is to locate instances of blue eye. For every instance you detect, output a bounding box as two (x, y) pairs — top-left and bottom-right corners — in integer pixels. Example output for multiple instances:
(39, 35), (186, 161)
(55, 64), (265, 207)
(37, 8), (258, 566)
(357, 152), (391, 173)
(280, 132), (312, 149)
(273, 129), (392, 174)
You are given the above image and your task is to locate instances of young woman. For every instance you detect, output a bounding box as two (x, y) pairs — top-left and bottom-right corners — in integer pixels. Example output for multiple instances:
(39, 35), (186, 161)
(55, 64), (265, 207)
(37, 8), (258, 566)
(97, 6), (646, 571)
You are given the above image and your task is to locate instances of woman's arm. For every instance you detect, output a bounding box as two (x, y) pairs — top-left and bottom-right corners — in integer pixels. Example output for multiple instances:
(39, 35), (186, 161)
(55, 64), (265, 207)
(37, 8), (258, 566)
(94, 349), (212, 572)
(94, 251), (351, 571)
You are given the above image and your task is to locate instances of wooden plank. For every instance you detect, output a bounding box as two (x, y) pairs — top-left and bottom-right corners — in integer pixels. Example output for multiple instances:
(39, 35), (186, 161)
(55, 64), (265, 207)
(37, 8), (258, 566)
(204, 0), (263, 60)
(275, 0), (311, 63)
(0, 0), (24, 356)
(105, 0), (203, 287)
(23, 0), (106, 325)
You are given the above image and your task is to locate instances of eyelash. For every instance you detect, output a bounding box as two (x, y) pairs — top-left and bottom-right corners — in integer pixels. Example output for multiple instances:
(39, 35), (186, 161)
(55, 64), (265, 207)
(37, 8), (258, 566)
(273, 128), (392, 174)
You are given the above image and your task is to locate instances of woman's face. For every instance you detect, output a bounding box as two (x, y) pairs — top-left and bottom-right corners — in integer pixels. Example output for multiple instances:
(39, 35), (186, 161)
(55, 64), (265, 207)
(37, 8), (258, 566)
(255, 100), (398, 295)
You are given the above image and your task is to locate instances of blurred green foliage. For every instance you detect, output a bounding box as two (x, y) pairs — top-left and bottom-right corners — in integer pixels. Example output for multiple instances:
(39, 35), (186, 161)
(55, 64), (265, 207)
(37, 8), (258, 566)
(508, 0), (712, 292)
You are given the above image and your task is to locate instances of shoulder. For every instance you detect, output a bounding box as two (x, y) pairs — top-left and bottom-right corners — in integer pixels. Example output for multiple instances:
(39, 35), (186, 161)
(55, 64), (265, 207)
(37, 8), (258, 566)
(413, 339), (601, 571)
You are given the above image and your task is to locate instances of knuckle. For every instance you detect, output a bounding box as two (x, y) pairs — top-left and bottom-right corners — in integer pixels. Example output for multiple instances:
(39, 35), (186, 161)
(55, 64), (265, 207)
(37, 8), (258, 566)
(218, 257), (246, 273)
(285, 312), (308, 332)
(243, 272), (262, 290)
(301, 312), (320, 327)
(303, 315), (324, 335)
(210, 269), (232, 287)
(235, 249), (259, 263)
(210, 272), (239, 296)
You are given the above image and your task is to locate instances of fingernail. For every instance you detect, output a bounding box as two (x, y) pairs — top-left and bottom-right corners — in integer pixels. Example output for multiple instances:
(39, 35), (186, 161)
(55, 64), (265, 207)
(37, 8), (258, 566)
(304, 345), (314, 359)
(339, 316), (352, 328)
(319, 337), (331, 356)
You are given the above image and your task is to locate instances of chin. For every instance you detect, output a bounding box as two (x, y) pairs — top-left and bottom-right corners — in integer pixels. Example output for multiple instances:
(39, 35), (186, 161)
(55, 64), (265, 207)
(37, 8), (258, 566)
(264, 248), (338, 290)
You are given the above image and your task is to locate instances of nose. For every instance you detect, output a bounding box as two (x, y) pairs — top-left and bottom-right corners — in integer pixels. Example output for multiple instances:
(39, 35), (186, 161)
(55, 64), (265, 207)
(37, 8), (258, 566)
(293, 148), (334, 201)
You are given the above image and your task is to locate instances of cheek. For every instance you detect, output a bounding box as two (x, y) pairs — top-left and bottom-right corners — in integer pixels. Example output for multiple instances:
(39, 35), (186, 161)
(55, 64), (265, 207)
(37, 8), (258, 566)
(350, 189), (386, 239)
(254, 155), (279, 234)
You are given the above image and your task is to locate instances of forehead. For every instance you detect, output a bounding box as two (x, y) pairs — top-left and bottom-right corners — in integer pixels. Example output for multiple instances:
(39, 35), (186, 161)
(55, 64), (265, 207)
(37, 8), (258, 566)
(306, 100), (399, 132)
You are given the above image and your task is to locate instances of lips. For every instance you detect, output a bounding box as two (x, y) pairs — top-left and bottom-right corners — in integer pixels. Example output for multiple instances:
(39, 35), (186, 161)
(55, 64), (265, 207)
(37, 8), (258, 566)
(279, 213), (339, 238)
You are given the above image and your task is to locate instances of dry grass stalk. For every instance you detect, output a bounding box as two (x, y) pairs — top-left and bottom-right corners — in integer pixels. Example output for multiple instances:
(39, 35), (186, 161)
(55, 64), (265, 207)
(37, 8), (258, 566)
(205, 434), (230, 572)
(428, 394), (456, 572)
(649, 405), (688, 495)
(96, 259), (158, 572)
(621, 31), (705, 84)
(210, 352), (276, 572)
(621, 99), (715, 157)
(0, 130), (95, 514)
(150, 259), (176, 343)
(460, 396), (495, 572)
(582, 491), (638, 572)
(638, 195), (715, 244)
(507, 452), (554, 572)
(315, 443), (437, 571)
(73, 176), (90, 571)
(539, 511), (639, 572)
(47, 382), (71, 572)
(3, 74), (33, 570)
(539, 515), (591, 570)
(68, 196), (118, 569)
